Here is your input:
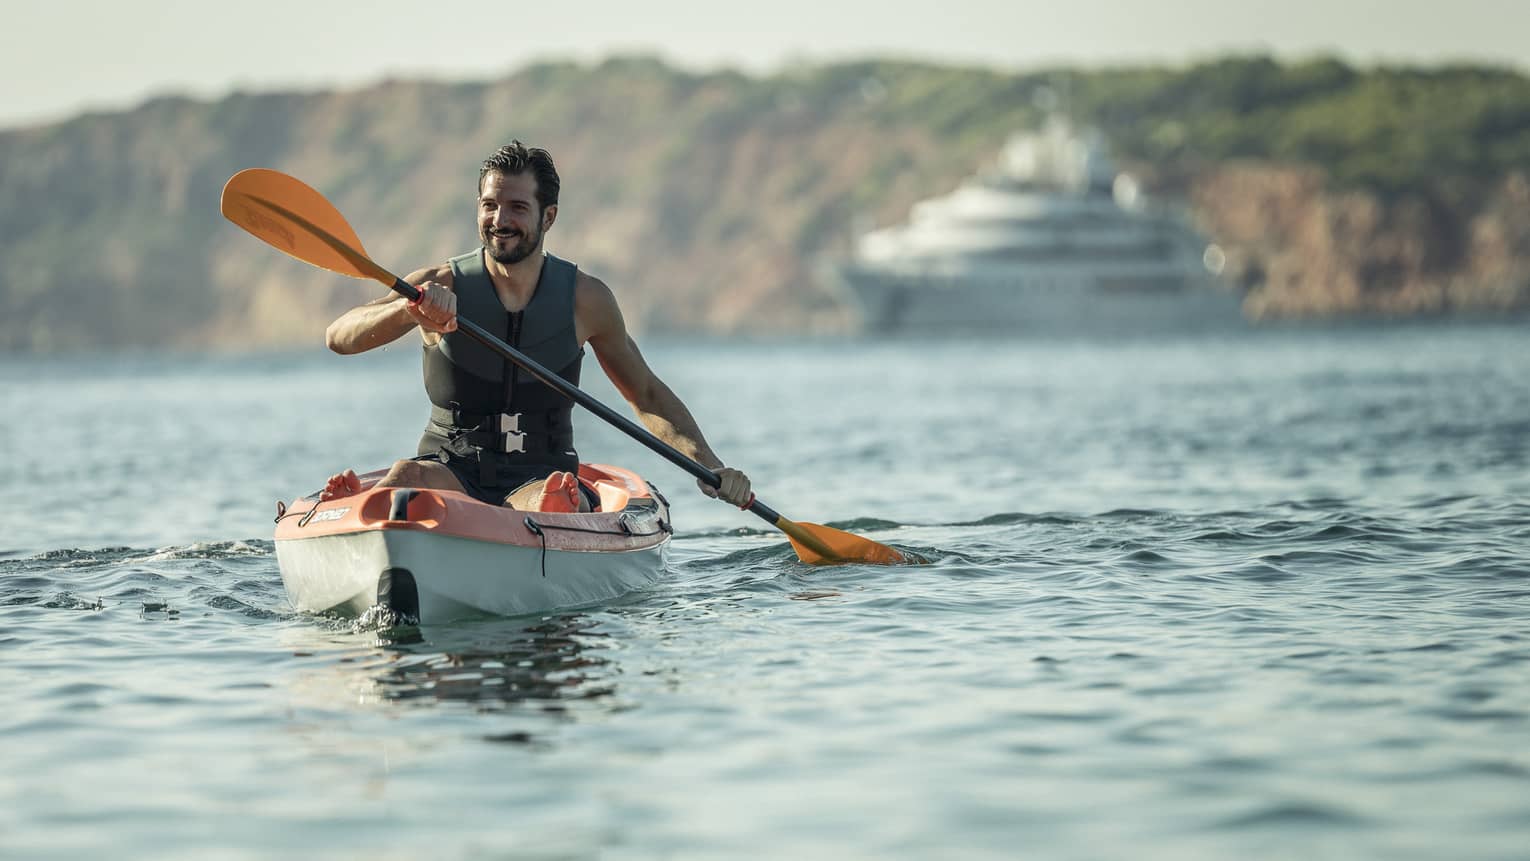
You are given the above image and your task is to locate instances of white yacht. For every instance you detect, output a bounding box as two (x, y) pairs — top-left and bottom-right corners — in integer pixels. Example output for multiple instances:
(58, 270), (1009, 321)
(825, 119), (1245, 335)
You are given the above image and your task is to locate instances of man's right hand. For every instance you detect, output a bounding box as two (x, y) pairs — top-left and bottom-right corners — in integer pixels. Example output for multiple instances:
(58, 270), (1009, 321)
(406, 281), (458, 333)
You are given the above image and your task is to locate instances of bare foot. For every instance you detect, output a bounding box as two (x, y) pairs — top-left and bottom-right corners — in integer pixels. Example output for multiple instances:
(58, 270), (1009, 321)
(319, 469), (362, 501)
(533, 471), (582, 512)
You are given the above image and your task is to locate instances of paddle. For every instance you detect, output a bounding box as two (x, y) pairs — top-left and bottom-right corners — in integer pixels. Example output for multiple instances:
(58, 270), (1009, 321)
(220, 168), (916, 565)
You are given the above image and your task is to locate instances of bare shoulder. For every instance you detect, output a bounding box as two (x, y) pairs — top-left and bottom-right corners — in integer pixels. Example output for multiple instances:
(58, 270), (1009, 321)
(405, 263), (454, 289)
(574, 269), (617, 307)
(574, 270), (624, 344)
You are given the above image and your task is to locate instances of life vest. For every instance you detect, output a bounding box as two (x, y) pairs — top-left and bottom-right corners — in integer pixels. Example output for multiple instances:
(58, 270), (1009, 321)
(417, 249), (583, 485)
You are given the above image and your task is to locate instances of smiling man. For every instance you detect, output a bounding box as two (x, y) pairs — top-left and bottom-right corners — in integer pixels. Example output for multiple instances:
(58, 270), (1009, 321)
(320, 141), (751, 513)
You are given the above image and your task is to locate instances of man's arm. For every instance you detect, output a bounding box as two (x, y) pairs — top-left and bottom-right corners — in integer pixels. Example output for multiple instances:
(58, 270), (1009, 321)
(325, 265), (455, 354)
(577, 274), (752, 505)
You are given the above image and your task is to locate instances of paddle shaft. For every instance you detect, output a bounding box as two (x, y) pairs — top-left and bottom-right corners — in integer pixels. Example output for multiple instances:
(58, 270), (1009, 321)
(384, 277), (790, 528)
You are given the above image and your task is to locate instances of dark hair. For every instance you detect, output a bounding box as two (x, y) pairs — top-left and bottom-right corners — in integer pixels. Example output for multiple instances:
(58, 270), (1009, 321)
(479, 141), (560, 211)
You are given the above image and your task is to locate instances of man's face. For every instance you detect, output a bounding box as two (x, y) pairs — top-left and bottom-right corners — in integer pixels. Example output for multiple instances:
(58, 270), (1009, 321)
(478, 171), (554, 265)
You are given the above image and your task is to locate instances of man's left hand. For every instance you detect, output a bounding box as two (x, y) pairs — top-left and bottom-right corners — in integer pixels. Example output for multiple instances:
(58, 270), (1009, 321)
(701, 467), (753, 509)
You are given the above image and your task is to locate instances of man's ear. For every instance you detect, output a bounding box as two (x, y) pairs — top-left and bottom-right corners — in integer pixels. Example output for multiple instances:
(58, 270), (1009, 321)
(541, 204), (558, 231)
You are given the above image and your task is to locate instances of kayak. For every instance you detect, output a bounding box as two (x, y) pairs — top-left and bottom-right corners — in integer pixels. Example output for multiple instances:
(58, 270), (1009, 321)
(273, 463), (671, 623)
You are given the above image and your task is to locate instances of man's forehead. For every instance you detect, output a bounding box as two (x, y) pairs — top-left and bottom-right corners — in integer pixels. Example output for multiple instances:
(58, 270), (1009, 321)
(480, 171), (538, 201)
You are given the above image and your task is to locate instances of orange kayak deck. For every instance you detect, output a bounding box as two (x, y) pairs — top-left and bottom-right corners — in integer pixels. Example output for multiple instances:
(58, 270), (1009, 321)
(273, 463), (673, 621)
(274, 463), (671, 551)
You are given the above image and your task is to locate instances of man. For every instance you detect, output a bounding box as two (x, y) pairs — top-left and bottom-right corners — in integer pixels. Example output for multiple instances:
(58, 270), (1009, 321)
(320, 141), (751, 513)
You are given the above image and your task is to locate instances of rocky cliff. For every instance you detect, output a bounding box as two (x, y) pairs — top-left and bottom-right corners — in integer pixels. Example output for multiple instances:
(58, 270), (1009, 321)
(1189, 166), (1530, 319)
(1, 56), (1525, 351)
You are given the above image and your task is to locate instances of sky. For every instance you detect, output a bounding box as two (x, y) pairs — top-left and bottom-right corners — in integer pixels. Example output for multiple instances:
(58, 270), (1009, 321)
(1, 0), (1524, 128)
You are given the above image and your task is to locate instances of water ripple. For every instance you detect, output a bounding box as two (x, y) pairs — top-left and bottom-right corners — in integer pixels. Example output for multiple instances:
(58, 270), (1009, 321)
(5, 332), (1530, 858)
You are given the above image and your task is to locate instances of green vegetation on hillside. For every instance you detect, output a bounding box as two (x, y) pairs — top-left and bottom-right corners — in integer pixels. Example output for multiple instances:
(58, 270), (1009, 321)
(1071, 56), (1530, 191)
(1, 55), (1526, 350)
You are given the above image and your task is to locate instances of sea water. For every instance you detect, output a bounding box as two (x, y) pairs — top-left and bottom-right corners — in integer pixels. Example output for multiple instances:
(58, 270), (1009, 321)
(2, 325), (1527, 859)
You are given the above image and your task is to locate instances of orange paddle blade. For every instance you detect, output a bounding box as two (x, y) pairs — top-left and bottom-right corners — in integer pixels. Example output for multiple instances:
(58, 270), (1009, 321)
(774, 517), (918, 565)
(219, 169), (390, 284)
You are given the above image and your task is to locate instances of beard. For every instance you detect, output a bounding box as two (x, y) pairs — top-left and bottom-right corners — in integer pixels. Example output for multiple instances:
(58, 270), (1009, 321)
(481, 218), (543, 265)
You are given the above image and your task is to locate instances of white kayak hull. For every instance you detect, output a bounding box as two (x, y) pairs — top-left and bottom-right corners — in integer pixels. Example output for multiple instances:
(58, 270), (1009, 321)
(275, 528), (667, 621)
(272, 464), (672, 624)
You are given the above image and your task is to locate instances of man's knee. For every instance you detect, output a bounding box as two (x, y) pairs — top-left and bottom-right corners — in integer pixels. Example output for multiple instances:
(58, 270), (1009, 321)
(382, 459), (446, 488)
